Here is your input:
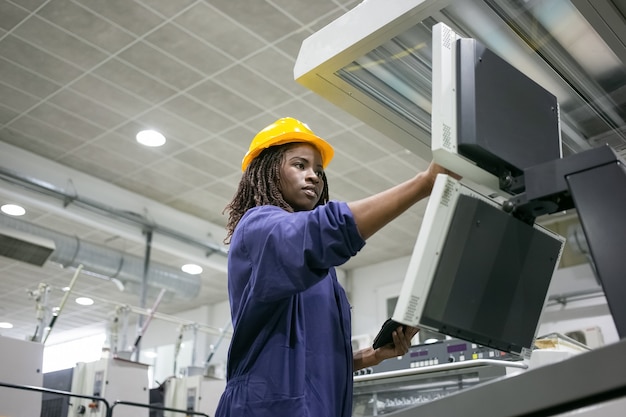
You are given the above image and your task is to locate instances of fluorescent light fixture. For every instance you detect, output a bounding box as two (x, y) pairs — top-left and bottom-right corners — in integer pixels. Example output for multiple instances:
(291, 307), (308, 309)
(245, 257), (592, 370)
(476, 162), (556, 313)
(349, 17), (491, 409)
(1, 204), (26, 216)
(182, 263), (203, 275)
(0, 322), (13, 329)
(136, 130), (166, 147)
(75, 297), (94, 306)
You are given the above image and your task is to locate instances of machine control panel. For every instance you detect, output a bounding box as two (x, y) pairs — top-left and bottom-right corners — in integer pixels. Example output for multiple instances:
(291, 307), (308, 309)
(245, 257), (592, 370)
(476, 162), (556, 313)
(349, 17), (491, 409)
(355, 338), (520, 375)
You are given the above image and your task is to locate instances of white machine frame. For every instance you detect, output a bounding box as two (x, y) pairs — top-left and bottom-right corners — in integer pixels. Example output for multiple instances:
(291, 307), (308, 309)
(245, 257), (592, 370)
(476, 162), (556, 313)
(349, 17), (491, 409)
(294, 0), (568, 165)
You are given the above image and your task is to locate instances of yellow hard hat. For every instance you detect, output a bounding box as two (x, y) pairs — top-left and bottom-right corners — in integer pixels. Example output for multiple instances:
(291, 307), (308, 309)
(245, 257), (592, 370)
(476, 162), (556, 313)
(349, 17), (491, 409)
(241, 117), (334, 172)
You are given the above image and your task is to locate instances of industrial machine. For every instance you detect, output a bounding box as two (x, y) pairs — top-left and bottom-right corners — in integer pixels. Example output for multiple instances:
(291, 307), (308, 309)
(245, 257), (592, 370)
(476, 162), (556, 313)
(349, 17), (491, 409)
(352, 338), (525, 415)
(296, 2), (626, 416)
(42, 367), (75, 417)
(163, 373), (225, 417)
(68, 357), (149, 417)
(0, 335), (44, 417)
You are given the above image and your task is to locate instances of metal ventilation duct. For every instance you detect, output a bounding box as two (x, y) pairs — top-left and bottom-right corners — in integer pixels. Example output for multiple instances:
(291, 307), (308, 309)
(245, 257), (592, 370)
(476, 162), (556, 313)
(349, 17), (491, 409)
(0, 214), (201, 300)
(0, 226), (55, 266)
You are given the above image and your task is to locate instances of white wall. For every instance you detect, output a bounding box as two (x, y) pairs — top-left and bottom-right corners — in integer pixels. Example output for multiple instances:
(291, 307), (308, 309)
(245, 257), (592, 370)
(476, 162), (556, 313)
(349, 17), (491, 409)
(348, 255), (411, 338)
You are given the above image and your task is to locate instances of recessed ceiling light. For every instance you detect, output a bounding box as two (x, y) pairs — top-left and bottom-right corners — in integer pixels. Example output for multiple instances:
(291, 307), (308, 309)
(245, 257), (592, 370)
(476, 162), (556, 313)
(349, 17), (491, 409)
(75, 297), (94, 306)
(136, 130), (166, 147)
(182, 263), (203, 275)
(0, 322), (14, 329)
(1, 204), (26, 216)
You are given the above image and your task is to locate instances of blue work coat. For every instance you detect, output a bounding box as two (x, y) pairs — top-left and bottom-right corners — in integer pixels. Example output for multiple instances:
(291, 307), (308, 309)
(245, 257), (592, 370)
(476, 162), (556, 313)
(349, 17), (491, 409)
(215, 201), (365, 417)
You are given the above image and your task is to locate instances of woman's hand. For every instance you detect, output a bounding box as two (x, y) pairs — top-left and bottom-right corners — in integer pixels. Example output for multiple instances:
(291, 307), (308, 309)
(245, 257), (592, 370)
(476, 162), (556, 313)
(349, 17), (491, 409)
(353, 326), (420, 371)
(375, 326), (420, 360)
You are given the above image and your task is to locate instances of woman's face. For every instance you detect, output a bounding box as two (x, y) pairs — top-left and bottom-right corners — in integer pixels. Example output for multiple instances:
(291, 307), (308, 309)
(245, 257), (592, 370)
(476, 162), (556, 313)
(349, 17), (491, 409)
(279, 143), (325, 211)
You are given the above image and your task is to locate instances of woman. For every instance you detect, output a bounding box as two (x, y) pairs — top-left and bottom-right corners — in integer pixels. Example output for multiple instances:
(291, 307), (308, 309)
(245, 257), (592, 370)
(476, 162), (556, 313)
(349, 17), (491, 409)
(215, 117), (448, 417)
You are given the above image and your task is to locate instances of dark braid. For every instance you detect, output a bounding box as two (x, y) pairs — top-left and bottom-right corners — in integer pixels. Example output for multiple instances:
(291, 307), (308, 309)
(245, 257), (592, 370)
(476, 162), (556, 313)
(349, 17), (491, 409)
(224, 144), (330, 244)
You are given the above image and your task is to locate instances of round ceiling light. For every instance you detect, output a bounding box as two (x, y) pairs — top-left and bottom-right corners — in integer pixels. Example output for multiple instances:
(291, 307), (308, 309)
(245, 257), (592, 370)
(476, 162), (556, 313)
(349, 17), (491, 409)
(75, 297), (94, 306)
(136, 130), (166, 147)
(1, 204), (26, 216)
(182, 263), (203, 275)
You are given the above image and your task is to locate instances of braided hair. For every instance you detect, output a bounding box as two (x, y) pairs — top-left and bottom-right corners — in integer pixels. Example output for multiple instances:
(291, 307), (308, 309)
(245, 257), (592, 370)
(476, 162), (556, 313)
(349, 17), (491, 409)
(224, 143), (330, 244)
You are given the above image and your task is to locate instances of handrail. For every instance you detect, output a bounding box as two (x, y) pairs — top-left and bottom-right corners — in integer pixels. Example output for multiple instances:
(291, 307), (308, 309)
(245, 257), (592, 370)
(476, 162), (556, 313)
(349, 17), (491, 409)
(110, 400), (210, 417)
(0, 380), (212, 417)
(0, 380), (111, 414)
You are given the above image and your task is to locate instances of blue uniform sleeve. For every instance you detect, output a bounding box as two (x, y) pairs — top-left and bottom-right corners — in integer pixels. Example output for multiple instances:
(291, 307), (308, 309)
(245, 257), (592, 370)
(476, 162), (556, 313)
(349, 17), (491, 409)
(233, 201), (365, 302)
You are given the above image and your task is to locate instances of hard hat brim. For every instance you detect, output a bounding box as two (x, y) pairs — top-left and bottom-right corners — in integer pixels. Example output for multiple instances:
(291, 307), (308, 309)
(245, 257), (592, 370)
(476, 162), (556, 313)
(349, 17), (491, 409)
(241, 131), (334, 172)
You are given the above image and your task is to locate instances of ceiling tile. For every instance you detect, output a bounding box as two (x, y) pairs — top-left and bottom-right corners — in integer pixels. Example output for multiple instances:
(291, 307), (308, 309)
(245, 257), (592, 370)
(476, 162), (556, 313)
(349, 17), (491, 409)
(243, 47), (309, 95)
(331, 130), (390, 164)
(0, 127), (67, 159)
(13, 0), (46, 12)
(123, 168), (193, 201)
(174, 2), (265, 59)
(91, 132), (164, 166)
(37, 0), (136, 53)
(74, 0), (164, 36)
(0, 81), (39, 112)
(213, 64), (293, 109)
(203, 180), (238, 202)
(137, 0), (197, 18)
(343, 167), (395, 194)
(65, 142), (140, 178)
(57, 151), (131, 184)
(0, 35), (83, 83)
(0, 0), (29, 32)
(0, 57), (62, 98)
(169, 189), (229, 226)
(270, 0), (338, 26)
(48, 89), (127, 130)
(160, 95), (234, 136)
(145, 23), (231, 75)
(275, 28), (311, 60)
(173, 147), (220, 175)
(69, 74), (153, 118)
(135, 106), (210, 145)
(14, 15), (107, 70)
(0, 104), (18, 124)
(396, 148), (431, 171)
(352, 123), (408, 151)
(197, 154), (237, 179)
(187, 80), (265, 121)
(150, 157), (212, 189)
(117, 41), (204, 90)
(193, 137), (246, 168)
(207, 0), (300, 42)
(92, 58), (177, 105)
(27, 102), (104, 139)
(368, 154), (419, 182)
(7, 115), (88, 151)
(326, 175), (370, 202)
(216, 125), (256, 152)
(113, 120), (188, 158)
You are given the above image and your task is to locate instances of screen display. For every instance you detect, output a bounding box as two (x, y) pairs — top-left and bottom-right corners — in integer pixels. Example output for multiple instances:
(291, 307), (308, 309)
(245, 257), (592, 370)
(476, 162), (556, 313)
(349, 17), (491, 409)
(419, 194), (564, 354)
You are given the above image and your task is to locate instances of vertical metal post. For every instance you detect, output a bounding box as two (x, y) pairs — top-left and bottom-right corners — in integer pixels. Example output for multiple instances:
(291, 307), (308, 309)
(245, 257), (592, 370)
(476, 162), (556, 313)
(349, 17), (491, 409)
(135, 229), (153, 360)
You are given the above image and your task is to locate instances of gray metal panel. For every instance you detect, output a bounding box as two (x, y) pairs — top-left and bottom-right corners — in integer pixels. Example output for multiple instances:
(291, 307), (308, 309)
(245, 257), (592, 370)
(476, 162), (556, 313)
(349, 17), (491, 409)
(387, 338), (626, 417)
